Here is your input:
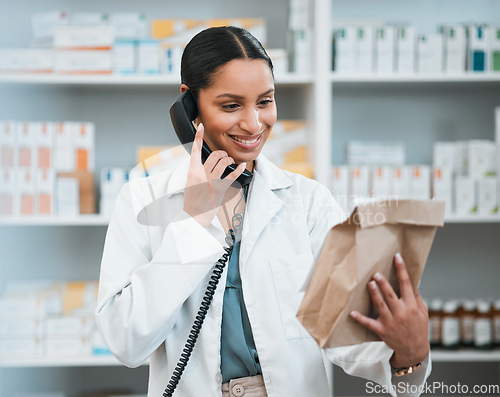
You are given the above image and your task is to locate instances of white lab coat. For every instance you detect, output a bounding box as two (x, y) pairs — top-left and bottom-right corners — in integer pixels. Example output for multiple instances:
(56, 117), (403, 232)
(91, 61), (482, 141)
(96, 154), (431, 397)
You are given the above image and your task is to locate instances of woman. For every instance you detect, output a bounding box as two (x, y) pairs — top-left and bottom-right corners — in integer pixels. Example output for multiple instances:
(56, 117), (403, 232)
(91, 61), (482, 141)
(96, 26), (431, 397)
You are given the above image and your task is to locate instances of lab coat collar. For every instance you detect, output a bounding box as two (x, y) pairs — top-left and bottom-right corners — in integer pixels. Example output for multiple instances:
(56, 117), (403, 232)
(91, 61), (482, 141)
(239, 154), (293, 267)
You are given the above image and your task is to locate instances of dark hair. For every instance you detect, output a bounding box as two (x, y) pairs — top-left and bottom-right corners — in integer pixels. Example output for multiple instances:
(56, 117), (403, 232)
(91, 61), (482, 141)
(181, 26), (274, 98)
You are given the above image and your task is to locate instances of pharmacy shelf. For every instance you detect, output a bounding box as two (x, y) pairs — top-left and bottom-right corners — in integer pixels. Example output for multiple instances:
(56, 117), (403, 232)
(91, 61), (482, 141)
(0, 214), (110, 226)
(0, 73), (313, 86)
(2, 350), (499, 367)
(431, 349), (500, 362)
(330, 72), (500, 84)
(2, 214), (500, 227)
(0, 355), (147, 368)
(444, 214), (500, 223)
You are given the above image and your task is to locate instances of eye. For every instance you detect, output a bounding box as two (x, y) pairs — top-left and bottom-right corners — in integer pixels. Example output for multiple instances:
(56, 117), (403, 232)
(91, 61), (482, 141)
(259, 99), (274, 106)
(221, 103), (240, 110)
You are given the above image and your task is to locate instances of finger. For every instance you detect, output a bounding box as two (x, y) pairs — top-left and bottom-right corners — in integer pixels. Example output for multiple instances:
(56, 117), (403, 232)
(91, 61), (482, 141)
(211, 156), (236, 180)
(222, 162), (247, 184)
(414, 288), (428, 313)
(372, 272), (401, 313)
(367, 280), (392, 319)
(189, 123), (205, 167)
(203, 150), (229, 174)
(394, 253), (415, 302)
(350, 310), (384, 336)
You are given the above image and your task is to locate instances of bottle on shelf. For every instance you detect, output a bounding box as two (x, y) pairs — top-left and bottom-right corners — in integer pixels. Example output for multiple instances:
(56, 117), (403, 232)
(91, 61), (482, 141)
(441, 300), (460, 349)
(459, 299), (476, 348)
(474, 300), (493, 350)
(494, 300), (500, 348)
(428, 299), (443, 348)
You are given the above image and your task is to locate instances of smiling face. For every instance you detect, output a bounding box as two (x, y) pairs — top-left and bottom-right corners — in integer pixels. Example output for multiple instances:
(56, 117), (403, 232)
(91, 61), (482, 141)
(185, 58), (277, 171)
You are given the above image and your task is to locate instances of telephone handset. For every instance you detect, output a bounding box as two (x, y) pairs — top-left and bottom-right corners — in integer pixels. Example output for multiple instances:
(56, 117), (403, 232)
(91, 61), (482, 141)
(170, 89), (253, 187)
(164, 90), (248, 397)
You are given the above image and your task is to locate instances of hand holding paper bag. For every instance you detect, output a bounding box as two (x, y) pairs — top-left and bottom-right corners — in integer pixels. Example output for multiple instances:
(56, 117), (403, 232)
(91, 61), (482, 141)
(296, 199), (444, 365)
(350, 252), (431, 368)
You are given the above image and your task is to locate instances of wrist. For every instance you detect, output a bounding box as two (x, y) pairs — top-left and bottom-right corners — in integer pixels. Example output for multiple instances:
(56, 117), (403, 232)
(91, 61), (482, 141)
(389, 346), (429, 369)
(391, 362), (422, 377)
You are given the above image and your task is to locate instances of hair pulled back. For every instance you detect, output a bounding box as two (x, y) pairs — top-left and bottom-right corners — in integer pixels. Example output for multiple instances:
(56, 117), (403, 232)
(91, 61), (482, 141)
(181, 26), (274, 98)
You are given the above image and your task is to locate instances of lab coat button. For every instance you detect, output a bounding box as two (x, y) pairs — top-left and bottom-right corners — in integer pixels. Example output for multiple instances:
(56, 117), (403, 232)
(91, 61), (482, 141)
(215, 373), (222, 384)
(232, 384), (245, 396)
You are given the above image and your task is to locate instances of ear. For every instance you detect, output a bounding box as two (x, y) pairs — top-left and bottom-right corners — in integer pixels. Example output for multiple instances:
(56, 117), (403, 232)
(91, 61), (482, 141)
(180, 83), (189, 93)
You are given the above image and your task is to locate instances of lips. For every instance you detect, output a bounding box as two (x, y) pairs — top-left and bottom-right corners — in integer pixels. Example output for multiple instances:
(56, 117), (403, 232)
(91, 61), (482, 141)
(229, 132), (264, 149)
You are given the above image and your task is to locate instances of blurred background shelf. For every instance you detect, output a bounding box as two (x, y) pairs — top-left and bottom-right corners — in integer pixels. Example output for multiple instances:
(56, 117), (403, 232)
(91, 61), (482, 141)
(0, 73), (313, 86)
(331, 72), (500, 84)
(0, 214), (110, 226)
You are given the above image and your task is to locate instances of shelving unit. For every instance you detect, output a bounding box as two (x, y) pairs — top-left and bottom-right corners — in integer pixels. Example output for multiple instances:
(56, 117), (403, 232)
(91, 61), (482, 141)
(2, 350), (499, 368)
(2, 213), (500, 227)
(1, 0), (500, 395)
(0, 73), (314, 86)
(331, 72), (500, 84)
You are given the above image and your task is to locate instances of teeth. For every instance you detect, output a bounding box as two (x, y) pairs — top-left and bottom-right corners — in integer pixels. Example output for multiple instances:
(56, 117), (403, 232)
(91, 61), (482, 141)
(231, 135), (259, 144)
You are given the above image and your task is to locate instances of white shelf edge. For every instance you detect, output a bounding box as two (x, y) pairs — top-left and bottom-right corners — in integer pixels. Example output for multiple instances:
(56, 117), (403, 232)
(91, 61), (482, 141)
(0, 355), (148, 368)
(444, 215), (500, 223)
(2, 214), (500, 226)
(431, 349), (500, 362)
(0, 214), (110, 226)
(2, 350), (499, 367)
(331, 72), (500, 83)
(0, 73), (313, 86)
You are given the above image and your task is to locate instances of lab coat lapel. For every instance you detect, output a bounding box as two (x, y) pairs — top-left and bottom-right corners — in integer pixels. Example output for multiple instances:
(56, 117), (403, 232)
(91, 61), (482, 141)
(240, 155), (293, 269)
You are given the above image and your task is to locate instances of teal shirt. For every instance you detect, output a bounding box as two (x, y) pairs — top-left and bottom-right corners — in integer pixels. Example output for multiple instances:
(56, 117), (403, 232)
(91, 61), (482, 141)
(220, 239), (262, 383)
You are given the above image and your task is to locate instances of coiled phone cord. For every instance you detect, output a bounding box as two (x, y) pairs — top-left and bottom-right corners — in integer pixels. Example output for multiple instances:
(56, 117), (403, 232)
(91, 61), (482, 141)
(163, 185), (247, 397)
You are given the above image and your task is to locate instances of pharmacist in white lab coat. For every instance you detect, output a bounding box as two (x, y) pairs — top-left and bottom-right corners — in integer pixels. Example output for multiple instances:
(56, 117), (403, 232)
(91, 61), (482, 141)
(96, 26), (431, 397)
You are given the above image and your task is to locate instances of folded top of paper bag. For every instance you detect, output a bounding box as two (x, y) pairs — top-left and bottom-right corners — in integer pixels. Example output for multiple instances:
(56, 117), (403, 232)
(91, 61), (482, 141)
(353, 199), (445, 229)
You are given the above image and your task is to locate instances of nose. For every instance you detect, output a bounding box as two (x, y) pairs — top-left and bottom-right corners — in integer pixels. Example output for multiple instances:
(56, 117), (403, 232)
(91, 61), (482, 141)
(238, 108), (262, 134)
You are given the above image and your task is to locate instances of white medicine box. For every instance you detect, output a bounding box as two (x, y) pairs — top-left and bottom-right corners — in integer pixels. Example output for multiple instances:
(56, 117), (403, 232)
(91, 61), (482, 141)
(417, 34), (444, 73)
(0, 168), (15, 216)
(16, 122), (35, 168)
(36, 168), (55, 216)
(334, 26), (357, 73)
(350, 165), (370, 203)
(0, 121), (16, 168)
(35, 122), (54, 169)
(375, 26), (395, 74)
(371, 166), (392, 198)
(391, 166), (411, 199)
(468, 24), (490, 72)
(396, 26), (416, 74)
(477, 178), (498, 215)
(432, 167), (453, 216)
(441, 25), (467, 73)
(455, 177), (476, 215)
(331, 165), (349, 213)
(356, 25), (375, 73)
(468, 140), (496, 178)
(409, 165), (431, 200)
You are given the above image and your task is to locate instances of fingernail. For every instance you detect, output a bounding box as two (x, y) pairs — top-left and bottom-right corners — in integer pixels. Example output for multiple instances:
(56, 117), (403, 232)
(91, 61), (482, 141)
(395, 253), (403, 264)
(373, 272), (382, 281)
(241, 162), (246, 168)
(350, 311), (357, 318)
(369, 280), (377, 289)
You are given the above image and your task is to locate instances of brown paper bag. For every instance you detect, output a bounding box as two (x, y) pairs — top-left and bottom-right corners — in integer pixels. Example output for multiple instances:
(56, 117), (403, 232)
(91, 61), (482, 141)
(296, 199), (445, 348)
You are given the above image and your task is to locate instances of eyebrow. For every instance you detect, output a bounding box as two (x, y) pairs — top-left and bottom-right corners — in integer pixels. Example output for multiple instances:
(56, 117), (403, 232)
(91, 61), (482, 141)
(216, 88), (275, 100)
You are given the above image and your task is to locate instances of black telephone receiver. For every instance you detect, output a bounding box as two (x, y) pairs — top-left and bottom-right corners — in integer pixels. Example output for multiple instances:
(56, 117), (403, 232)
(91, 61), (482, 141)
(170, 90), (253, 186)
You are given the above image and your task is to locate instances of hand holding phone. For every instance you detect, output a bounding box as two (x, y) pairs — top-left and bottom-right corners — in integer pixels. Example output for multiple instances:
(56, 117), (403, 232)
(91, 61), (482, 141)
(183, 123), (247, 228)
